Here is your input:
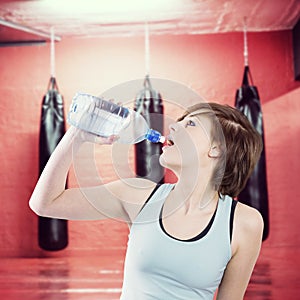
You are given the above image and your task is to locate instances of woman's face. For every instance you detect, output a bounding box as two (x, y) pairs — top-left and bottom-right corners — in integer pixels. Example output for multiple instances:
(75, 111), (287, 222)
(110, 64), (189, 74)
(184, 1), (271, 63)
(159, 112), (214, 174)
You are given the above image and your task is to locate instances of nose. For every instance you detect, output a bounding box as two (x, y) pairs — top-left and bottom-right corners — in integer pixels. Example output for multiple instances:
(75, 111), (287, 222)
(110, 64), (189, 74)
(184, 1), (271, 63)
(169, 122), (178, 132)
(169, 121), (183, 132)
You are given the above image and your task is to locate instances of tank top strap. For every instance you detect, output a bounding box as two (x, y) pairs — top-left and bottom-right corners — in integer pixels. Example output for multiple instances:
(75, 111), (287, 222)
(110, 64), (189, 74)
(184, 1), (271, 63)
(212, 195), (233, 246)
(133, 183), (174, 225)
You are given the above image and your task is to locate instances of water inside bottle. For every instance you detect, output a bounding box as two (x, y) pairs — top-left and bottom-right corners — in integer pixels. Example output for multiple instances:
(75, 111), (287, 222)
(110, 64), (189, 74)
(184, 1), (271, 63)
(68, 93), (131, 137)
(68, 92), (165, 144)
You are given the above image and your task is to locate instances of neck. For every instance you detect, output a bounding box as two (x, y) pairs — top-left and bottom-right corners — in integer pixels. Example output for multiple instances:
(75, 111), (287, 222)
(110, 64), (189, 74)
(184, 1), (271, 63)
(169, 169), (218, 215)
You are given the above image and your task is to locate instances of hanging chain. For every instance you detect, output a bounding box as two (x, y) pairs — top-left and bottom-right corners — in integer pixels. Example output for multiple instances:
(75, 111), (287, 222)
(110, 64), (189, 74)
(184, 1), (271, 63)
(50, 26), (56, 78)
(243, 17), (249, 66)
(145, 22), (150, 76)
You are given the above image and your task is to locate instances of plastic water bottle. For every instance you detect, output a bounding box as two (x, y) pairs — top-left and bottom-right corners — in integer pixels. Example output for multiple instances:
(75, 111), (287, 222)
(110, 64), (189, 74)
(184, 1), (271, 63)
(67, 92), (165, 144)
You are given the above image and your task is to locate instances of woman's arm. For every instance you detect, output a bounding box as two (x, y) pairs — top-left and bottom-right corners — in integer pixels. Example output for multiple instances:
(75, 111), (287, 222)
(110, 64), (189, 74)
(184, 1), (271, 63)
(216, 203), (264, 300)
(29, 127), (155, 222)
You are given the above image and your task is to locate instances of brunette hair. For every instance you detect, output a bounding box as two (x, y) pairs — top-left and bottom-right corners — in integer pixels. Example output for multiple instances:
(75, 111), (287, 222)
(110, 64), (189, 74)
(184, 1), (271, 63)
(178, 102), (263, 198)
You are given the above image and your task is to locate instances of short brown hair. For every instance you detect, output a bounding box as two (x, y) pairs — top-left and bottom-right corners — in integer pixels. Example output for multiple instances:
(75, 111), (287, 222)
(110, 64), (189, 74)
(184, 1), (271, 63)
(178, 102), (263, 198)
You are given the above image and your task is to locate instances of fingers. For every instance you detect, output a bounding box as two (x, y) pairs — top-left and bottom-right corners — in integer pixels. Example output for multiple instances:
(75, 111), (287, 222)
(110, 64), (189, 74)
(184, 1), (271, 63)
(94, 134), (119, 145)
(72, 127), (118, 145)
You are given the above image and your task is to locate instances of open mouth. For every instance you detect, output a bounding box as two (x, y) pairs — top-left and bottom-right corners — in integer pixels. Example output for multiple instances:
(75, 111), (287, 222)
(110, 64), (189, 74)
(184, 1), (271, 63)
(166, 136), (174, 146)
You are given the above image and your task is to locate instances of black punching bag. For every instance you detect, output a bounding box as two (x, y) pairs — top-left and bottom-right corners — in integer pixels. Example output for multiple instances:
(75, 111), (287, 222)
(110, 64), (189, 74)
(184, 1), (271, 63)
(235, 66), (269, 241)
(38, 77), (68, 250)
(135, 76), (164, 183)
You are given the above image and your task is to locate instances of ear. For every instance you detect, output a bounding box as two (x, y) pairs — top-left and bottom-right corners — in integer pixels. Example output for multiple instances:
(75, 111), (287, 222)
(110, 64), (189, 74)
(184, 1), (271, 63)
(208, 145), (220, 158)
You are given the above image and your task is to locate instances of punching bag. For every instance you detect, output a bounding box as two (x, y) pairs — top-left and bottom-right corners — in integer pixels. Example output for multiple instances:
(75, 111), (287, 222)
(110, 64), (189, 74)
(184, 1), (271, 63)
(135, 76), (164, 183)
(235, 66), (269, 241)
(38, 76), (68, 250)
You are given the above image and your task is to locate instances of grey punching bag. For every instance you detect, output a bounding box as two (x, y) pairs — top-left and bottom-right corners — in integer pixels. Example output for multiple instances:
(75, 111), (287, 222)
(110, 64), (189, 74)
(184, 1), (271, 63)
(38, 77), (68, 250)
(235, 66), (269, 241)
(135, 76), (164, 183)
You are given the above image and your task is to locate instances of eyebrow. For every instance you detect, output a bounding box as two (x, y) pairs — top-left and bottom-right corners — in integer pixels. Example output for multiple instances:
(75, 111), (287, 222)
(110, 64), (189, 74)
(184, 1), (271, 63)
(177, 115), (198, 123)
(177, 109), (213, 122)
(185, 115), (199, 122)
(189, 109), (214, 117)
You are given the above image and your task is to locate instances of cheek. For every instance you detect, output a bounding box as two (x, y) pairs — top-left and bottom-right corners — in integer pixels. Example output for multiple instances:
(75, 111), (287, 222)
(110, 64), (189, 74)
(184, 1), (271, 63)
(179, 130), (210, 159)
(197, 138), (211, 156)
(193, 127), (212, 155)
(160, 129), (211, 168)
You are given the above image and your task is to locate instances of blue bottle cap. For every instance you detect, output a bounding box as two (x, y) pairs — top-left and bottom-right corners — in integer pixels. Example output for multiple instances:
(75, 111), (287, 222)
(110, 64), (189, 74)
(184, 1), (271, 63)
(145, 129), (164, 143)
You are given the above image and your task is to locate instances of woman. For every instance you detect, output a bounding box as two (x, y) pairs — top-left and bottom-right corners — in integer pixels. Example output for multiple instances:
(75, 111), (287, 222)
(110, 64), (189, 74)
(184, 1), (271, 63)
(29, 101), (264, 300)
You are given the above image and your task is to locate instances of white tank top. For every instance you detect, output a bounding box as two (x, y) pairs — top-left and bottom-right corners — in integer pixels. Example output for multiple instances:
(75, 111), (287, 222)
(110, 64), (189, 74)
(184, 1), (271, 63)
(120, 183), (233, 300)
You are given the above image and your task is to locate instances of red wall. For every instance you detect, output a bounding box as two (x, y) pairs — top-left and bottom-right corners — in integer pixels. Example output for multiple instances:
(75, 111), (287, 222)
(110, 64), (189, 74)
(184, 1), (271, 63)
(0, 30), (299, 257)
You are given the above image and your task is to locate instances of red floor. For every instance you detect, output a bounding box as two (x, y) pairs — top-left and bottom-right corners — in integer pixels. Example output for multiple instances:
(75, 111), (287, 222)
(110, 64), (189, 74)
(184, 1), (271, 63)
(0, 245), (299, 299)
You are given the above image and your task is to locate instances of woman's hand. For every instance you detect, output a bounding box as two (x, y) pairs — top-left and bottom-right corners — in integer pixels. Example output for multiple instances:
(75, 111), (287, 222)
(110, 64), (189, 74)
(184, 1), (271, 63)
(70, 126), (119, 145)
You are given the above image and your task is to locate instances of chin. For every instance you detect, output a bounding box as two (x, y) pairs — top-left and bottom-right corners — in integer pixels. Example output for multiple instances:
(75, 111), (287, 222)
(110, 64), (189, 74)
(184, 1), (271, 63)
(159, 154), (167, 168)
(159, 154), (180, 173)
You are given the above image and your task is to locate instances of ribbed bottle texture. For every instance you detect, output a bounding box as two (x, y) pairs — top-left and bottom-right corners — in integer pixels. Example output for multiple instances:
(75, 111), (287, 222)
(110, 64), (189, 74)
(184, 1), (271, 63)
(67, 92), (164, 144)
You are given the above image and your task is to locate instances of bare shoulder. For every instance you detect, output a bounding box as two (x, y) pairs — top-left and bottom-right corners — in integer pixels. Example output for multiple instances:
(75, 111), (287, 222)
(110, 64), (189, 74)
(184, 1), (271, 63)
(236, 202), (264, 232)
(234, 201), (264, 246)
(105, 177), (157, 222)
(106, 177), (157, 204)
